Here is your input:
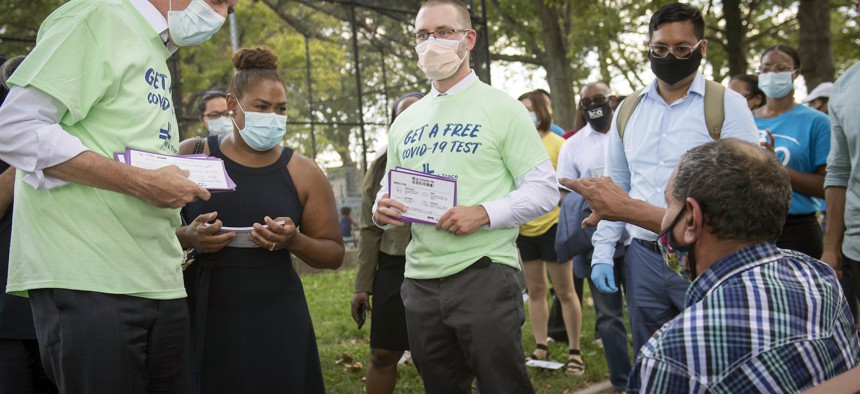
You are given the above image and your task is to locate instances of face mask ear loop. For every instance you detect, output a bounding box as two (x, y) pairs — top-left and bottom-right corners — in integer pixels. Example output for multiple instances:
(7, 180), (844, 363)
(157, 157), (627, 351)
(230, 100), (245, 130)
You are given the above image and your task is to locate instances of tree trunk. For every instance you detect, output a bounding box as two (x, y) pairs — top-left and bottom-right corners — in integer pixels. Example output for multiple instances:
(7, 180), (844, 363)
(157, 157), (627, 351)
(798, 0), (835, 88)
(532, 0), (575, 131)
(722, 0), (747, 78)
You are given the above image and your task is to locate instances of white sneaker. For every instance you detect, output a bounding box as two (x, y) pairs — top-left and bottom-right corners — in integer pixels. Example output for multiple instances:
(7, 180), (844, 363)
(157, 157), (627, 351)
(398, 351), (412, 365)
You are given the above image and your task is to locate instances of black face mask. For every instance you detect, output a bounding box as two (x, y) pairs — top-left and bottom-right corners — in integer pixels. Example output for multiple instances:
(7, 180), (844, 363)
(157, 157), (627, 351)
(580, 102), (612, 132)
(649, 49), (703, 85)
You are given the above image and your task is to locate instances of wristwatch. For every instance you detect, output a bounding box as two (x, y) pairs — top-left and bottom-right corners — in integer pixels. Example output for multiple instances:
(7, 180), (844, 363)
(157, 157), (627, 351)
(182, 247), (201, 270)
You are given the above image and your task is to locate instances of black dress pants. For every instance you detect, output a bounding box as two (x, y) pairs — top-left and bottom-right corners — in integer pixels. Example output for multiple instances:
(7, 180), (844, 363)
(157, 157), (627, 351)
(29, 289), (188, 394)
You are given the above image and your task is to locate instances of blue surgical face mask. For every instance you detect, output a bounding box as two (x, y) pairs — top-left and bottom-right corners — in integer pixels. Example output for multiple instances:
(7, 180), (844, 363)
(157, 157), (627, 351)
(206, 116), (233, 136)
(758, 72), (794, 99)
(232, 102), (287, 151)
(168, 0), (226, 47)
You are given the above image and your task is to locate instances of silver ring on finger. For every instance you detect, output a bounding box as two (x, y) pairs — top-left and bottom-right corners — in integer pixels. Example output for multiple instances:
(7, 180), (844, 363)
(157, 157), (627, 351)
(269, 242), (276, 251)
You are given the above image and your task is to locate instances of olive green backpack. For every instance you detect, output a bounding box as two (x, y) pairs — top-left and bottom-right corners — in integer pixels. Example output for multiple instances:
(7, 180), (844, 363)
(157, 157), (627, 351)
(615, 80), (726, 141)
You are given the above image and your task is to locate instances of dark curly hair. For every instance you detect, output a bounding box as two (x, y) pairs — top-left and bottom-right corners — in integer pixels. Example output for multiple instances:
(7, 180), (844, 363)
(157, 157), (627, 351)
(229, 47), (284, 98)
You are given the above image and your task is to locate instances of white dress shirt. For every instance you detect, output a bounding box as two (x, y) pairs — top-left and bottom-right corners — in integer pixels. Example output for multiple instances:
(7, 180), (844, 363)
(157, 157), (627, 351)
(373, 70), (558, 229)
(557, 123), (609, 183)
(0, 0), (173, 189)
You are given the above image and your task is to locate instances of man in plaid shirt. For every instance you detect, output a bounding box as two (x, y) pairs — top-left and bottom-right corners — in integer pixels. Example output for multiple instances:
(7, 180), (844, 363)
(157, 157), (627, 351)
(629, 139), (860, 393)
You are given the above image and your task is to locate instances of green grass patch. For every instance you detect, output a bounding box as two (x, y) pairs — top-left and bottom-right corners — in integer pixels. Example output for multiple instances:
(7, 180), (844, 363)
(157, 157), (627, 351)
(304, 268), (625, 393)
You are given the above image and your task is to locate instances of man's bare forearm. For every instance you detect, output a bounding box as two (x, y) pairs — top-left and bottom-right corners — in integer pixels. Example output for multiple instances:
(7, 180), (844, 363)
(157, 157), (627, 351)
(824, 186), (847, 254)
(43, 151), (210, 208)
(621, 199), (666, 234)
(43, 151), (145, 196)
(0, 166), (16, 218)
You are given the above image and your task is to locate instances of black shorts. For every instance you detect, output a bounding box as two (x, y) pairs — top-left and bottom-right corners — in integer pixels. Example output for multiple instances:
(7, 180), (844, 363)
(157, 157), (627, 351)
(517, 224), (559, 263)
(777, 213), (823, 258)
(370, 252), (409, 351)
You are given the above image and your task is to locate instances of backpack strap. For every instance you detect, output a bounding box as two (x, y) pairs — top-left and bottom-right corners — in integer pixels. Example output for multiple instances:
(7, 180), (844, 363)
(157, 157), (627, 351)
(616, 87), (646, 142)
(703, 80), (725, 140)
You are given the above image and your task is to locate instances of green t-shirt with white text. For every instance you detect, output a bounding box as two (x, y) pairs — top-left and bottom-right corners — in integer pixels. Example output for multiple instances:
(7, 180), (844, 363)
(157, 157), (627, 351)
(7, 0), (186, 299)
(387, 81), (549, 279)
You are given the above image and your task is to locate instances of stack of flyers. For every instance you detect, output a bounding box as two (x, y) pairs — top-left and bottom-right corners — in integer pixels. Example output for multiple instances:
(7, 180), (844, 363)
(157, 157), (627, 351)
(388, 167), (457, 225)
(114, 148), (236, 192)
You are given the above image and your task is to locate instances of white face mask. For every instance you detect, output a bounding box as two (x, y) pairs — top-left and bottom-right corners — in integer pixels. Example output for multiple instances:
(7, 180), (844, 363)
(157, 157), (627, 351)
(206, 116), (233, 136)
(415, 35), (467, 81)
(168, 0), (226, 47)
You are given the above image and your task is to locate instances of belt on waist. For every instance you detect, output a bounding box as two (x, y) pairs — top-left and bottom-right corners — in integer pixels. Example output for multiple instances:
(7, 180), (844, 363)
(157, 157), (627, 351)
(633, 238), (661, 255)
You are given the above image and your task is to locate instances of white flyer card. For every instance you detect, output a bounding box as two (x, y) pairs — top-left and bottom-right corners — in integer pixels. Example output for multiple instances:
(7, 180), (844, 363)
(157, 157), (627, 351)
(388, 169), (457, 225)
(206, 221), (284, 248)
(124, 149), (235, 191)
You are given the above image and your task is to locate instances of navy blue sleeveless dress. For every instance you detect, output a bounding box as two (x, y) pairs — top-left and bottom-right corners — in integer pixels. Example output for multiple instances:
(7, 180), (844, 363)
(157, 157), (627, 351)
(183, 136), (325, 394)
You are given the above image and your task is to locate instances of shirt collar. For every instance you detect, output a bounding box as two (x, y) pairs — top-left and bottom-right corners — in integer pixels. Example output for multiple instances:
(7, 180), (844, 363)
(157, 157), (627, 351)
(579, 123), (595, 138)
(128, 0), (178, 54)
(686, 242), (783, 305)
(644, 71), (706, 103)
(430, 70), (478, 98)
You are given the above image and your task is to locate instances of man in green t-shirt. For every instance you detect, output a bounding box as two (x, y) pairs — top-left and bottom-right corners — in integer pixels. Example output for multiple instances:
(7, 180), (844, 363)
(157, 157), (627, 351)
(373, 1), (558, 392)
(0, 0), (236, 392)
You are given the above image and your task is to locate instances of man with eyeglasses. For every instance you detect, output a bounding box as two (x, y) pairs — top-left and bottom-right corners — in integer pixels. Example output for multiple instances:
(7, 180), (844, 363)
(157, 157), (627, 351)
(373, 0), (557, 392)
(561, 2), (758, 357)
(198, 90), (232, 136)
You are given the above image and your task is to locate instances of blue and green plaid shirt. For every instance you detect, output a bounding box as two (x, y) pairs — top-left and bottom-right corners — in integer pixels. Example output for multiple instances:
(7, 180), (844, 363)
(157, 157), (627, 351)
(628, 243), (860, 393)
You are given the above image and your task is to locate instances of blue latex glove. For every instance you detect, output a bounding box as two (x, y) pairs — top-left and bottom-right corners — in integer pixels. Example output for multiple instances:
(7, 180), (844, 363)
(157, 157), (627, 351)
(591, 263), (618, 293)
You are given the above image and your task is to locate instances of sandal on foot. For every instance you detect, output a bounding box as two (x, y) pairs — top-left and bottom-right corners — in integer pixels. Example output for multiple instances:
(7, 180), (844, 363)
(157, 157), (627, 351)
(525, 343), (549, 361)
(565, 349), (585, 376)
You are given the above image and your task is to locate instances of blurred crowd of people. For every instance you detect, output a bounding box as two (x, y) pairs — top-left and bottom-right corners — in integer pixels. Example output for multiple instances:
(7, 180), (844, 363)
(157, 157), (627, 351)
(0, 0), (859, 393)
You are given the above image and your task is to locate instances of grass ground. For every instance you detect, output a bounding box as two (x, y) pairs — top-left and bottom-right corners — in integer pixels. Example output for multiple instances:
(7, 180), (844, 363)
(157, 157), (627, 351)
(304, 268), (628, 393)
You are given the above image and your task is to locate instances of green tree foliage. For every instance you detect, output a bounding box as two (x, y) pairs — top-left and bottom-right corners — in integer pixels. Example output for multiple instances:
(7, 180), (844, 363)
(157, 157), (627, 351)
(0, 0), (66, 56)
(3, 0), (859, 168)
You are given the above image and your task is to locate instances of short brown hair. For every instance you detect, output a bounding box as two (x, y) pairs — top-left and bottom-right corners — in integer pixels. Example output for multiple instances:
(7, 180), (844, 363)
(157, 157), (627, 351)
(519, 90), (552, 132)
(420, 0), (472, 29)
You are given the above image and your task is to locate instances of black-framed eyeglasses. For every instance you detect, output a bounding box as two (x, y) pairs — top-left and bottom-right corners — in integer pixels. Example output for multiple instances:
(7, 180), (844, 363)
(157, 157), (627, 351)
(203, 111), (230, 120)
(758, 63), (797, 74)
(410, 29), (470, 44)
(649, 40), (703, 59)
(580, 95), (611, 108)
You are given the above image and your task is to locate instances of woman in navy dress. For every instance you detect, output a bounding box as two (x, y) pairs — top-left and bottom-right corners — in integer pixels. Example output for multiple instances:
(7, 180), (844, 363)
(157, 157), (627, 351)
(176, 47), (344, 394)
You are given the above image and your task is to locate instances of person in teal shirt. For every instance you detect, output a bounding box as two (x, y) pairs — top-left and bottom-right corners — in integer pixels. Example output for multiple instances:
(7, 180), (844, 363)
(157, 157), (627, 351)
(0, 1), (235, 392)
(754, 44), (830, 260)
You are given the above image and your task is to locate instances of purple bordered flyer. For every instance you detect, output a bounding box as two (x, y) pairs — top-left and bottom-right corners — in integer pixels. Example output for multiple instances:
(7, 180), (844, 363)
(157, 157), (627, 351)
(122, 148), (237, 192)
(388, 167), (457, 225)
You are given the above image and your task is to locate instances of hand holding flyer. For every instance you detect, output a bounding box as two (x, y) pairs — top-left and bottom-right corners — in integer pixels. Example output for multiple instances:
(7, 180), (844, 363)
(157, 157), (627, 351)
(117, 148), (236, 191)
(388, 168), (457, 225)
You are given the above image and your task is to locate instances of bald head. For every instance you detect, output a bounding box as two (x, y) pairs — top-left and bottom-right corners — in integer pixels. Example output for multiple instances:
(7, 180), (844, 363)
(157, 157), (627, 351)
(581, 82), (610, 98)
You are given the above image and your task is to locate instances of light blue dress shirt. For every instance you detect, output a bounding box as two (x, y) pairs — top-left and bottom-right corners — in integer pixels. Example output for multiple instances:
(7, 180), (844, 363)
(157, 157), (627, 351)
(592, 73), (759, 266)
